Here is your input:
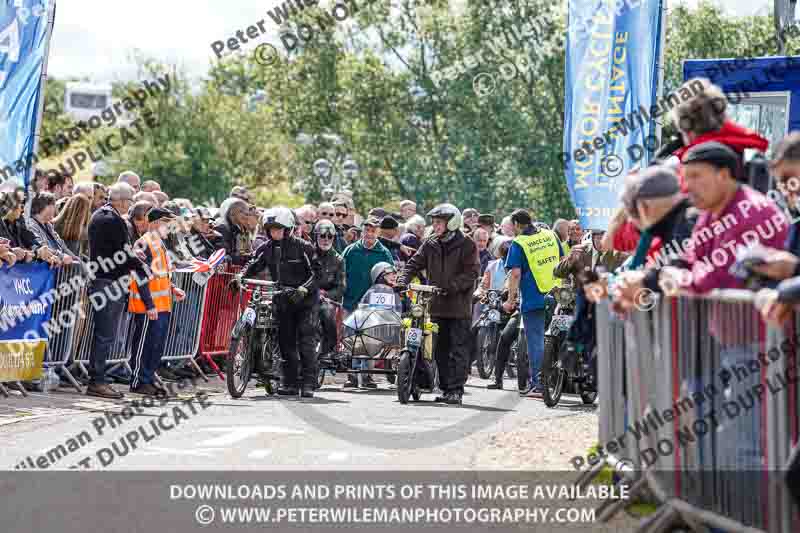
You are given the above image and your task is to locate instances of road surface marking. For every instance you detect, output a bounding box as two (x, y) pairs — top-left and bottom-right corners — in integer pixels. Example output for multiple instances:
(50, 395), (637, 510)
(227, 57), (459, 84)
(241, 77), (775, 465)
(197, 426), (304, 447)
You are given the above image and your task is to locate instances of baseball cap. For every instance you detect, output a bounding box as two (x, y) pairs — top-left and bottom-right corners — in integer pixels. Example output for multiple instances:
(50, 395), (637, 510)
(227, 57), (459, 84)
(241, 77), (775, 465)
(147, 207), (176, 222)
(195, 207), (212, 220)
(363, 216), (381, 227)
(682, 141), (742, 179)
(478, 214), (495, 225)
(380, 215), (399, 230)
(368, 207), (387, 219)
(462, 208), (479, 218)
(620, 165), (681, 210)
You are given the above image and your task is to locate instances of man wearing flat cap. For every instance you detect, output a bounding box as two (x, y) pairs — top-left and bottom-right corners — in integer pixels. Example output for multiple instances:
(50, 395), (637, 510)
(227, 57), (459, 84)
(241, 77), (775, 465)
(619, 142), (788, 302)
(378, 215), (414, 262)
(128, 207), (187, 396)
(606, 165), (696, 305)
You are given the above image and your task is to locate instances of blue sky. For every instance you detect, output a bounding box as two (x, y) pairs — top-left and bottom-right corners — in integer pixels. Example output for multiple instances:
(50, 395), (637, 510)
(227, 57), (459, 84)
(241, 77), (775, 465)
(47, 0), (777, 83)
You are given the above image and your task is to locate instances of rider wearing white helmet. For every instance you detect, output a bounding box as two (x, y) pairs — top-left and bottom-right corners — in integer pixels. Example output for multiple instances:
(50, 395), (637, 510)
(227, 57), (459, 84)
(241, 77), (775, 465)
(236, 206), (322, 398)
(397, 203), (480, 405)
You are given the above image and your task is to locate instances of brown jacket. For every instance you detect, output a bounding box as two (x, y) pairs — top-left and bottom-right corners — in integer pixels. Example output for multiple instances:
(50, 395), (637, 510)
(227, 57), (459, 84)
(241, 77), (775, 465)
(553, 243), (628, 291)
(399, 230), (480, 319)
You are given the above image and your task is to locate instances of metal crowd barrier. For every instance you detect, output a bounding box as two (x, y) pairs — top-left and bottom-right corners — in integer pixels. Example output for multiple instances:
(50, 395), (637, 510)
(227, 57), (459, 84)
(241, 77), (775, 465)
(197, 264), (251, 379)
(43, 263), (89, 392)
(158, 270), (212, 383)
(588, 291), (800, 533)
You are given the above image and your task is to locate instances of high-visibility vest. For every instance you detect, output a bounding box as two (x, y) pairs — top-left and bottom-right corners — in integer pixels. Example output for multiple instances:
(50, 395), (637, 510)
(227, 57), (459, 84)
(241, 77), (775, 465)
(129, 232), (173, 314)
(513, 229), (561, 294)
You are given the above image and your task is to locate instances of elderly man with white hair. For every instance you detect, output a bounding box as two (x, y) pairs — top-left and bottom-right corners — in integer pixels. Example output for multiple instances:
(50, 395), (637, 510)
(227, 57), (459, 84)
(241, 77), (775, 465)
(86, 182), (152, 399)
(117, 171), (141, 193)
(399, 200), (417, 221)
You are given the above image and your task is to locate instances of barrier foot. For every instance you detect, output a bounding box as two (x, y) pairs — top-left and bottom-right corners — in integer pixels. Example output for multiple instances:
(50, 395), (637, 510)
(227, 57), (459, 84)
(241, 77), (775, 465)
(75, 361), (90, 380)
(597, 476), (648, 523)
(635, 504), (675, 533)
(572, 459), (608, 497)
(200, 353), (225, 380)
(60, 367), (84, 394)
(14, 381), (28, 397)
(0, 382), (8, 398)
(189, 357), (209, 383)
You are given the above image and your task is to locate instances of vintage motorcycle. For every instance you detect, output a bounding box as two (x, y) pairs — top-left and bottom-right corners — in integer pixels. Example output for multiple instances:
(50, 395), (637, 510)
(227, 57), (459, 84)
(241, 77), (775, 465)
(227, 278), (286, 397)
(475, 289), (518, 380)
(541, 278), (597, 407)
(396, 283), (442, 404)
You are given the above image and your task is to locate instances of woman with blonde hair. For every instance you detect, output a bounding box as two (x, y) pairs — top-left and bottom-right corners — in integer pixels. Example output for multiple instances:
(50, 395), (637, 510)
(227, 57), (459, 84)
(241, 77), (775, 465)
(54, 192), (91, 257)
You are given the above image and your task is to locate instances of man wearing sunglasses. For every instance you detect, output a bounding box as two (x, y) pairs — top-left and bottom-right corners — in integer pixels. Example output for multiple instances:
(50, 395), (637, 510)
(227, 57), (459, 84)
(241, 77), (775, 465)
(313, 219), (346, 374)
(331, 201), (350, 253)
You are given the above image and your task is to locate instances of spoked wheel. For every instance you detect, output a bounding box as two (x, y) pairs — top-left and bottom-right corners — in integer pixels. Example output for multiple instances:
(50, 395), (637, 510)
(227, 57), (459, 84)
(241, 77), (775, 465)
(261, 333), (281, 396)
(508, 333), (522, 380)
(227, 328), (254, 398)
(542, 337), (565, 407)
(397, 350), (415, 404)
(475, 326), (497, 379)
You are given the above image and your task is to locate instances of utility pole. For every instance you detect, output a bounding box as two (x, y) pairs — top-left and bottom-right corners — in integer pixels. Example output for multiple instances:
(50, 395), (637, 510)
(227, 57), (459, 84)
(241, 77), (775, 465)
(775, 0), (797, 54)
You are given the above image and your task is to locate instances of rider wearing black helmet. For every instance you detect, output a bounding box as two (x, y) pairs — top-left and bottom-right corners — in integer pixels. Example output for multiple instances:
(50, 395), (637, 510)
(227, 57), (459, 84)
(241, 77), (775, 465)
(233, 207), (322, 398)
(397, 203), (480, 405)
(313, 219), (346, 366)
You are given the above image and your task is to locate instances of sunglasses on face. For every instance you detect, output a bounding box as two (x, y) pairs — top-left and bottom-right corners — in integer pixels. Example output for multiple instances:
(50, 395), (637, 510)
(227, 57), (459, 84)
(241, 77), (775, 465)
(317, 232), (335, 239)
(320, 212), (335, 218)
(335, 212), (347, 218)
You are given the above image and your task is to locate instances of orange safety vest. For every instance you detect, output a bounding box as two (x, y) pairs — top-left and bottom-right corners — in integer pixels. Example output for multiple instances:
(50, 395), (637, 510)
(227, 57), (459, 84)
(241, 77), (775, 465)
(128, 232), (173, 314)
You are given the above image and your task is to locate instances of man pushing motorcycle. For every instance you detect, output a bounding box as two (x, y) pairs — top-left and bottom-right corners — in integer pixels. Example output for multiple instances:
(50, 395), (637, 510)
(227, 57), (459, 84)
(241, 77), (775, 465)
(397, 204), (480, 405)
(231, 207), (322, 398)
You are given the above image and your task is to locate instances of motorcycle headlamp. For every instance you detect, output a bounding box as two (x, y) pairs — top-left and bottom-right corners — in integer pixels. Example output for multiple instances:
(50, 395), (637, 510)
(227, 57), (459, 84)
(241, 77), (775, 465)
(251, 289), (261, 302)
(487, 291), (499, 304)
(557, 288), (572, 305)
(411, 304), (424, 318)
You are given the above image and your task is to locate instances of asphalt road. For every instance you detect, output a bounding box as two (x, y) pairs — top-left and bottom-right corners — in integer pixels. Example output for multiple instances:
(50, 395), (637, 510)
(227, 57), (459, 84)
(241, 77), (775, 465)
(0, 373), (598, 470)
(0, 373), (645, 533)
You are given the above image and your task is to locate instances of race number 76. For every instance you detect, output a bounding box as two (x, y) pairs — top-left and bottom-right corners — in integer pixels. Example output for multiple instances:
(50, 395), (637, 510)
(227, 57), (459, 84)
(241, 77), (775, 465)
(0, 18), (21, 86)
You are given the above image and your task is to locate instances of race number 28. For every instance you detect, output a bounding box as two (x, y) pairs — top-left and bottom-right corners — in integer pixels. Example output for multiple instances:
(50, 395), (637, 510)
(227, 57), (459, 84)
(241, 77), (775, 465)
(0, 18), (21, 86)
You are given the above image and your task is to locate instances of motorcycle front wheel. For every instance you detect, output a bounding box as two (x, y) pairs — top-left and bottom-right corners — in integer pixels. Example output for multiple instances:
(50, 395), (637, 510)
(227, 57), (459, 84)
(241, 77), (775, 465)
(542, 336), (565, 408)
(227, 326), (254, 398)
(475, 325), (497, 379)
(397, 349), (417, 404)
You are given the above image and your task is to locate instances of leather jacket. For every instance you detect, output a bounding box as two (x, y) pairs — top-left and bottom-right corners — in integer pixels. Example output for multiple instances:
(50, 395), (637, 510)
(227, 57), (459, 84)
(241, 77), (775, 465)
(241, 235), (321, 307)
(315, 246), (345, 304)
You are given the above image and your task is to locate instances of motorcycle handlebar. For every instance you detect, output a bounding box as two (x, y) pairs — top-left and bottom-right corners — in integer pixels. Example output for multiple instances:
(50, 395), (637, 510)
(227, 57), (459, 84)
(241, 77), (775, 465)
(408, 283), (443, 294)
(242, 278), (278, 287)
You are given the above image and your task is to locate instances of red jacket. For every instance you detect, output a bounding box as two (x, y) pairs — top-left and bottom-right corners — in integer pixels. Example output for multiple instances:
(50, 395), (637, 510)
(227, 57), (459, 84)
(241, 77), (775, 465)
(611, 120), (769, 255)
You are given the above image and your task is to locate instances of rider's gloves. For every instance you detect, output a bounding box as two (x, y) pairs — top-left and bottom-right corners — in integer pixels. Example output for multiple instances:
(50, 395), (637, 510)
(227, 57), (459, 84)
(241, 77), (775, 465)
(289, 285), (309, 304)
(228, 276), (242, 292)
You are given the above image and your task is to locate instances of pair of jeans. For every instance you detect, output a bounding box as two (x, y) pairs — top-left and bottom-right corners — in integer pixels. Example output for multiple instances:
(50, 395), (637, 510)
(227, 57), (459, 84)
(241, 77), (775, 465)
(88, 278), (128, 385)
(130, 311), (171, 388)
(522, 309), (546, 387)
(494, 313), (523, 388)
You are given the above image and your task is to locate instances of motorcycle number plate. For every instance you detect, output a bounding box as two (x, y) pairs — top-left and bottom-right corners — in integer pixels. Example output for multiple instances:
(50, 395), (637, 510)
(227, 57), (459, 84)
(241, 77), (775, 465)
(242, 307), (257, 326)
(369, 292), (395, 307)
(406, 327), (423, 348)
(488, 310), (501, 322)
(551, 315), (573, 330)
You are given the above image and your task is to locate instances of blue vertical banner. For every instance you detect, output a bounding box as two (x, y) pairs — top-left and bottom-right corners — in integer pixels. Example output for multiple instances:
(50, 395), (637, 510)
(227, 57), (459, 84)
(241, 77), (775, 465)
(0, 0), (55, 187)
(564, 0), (663, 230)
